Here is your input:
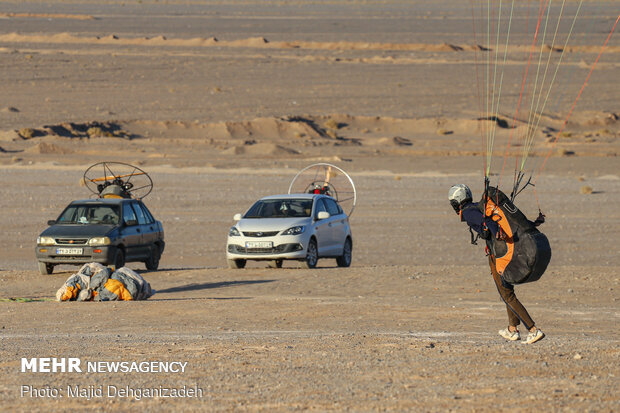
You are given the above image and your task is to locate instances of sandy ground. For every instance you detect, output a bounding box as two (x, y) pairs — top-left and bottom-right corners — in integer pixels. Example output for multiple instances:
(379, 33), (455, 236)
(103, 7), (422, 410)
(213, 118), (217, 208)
(1, 1), (619, 411)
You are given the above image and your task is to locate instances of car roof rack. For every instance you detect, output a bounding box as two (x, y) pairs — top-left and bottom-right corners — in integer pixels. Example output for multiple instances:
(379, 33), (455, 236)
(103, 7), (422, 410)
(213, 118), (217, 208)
(83, 162), (153, 200)
(288, 163), (357, 216)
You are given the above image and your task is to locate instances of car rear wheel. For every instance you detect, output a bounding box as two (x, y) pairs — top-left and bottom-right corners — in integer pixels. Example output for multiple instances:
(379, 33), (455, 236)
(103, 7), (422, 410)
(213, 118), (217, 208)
(228, 259), (246, 269)
(112, 248), (125, 270)
(336, 238), (352, 267)
(38, 262), (54, 275)
(301, 238), (318, 269)
(268, 259), (283, 269)
(145, 245), (160, 271)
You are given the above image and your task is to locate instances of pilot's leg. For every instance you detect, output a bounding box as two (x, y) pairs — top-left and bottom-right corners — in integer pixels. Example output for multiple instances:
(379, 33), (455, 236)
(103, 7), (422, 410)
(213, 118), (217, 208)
(488, 255), (535, 330)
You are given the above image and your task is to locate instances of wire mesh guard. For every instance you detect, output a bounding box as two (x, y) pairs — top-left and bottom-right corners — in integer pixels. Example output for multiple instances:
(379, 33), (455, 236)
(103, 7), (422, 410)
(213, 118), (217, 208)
(83, 162), (153, 199)
(288, 163), (357, 216)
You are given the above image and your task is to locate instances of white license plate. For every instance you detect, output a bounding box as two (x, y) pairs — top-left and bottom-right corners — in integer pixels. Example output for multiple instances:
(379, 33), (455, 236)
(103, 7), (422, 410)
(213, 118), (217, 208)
(56, 248), (83, 255)
(246, 241), (273, 249)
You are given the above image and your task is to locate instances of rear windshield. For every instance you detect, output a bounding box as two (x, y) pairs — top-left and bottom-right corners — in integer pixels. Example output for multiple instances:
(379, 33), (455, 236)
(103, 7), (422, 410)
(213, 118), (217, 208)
(57, 205), (120, 225)
(244, 199), (313, 218)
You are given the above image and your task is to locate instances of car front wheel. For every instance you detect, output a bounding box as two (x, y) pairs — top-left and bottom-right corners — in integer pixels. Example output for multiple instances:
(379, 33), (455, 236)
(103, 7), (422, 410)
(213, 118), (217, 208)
(336, 238), (352, 267)
(301, 238), (318, 269)
(228, 259), (246, 269)
(145, 245), (160, 271)
(38, 262), (54, 275)
(112, 248), (125, 270)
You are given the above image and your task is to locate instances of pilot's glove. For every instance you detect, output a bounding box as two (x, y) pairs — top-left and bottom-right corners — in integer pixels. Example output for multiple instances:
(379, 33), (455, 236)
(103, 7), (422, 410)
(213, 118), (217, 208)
(480, 227), (492, 240)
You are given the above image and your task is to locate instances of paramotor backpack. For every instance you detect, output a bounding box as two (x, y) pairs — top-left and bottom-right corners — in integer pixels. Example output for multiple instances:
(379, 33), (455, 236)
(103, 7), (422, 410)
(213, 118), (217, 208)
(480, 187), (551, 284)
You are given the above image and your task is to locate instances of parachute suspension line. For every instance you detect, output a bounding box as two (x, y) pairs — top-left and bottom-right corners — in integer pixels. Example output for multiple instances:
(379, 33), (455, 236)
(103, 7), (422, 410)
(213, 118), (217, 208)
(511, 171), (535, 202)
(509, 0), (534, 195)
(534, 13), (620, 184)
(498, 0), (550, 191)
(519, 0), (553, 172)
(487, 0), (517, 180)
(522, 0), (582, 174)
(552, 1), (603, 114)
(470, 0), (488, 177)
(485, 0), (493, 176)
(488, 0), (502, 179)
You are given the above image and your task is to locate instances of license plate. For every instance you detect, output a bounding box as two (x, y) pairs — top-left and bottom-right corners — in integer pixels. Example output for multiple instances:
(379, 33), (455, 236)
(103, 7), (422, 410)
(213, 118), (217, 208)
(56, 248), (83, 255)
(246, 241), (273, 249)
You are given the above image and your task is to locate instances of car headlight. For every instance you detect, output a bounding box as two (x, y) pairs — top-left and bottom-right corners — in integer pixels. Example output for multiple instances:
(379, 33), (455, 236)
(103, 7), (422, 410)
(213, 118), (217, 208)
(281, 226), (305, 236)
(37, 236), (55, 246)
(88, 237), (111, 246)
(229, 227), (241, 237)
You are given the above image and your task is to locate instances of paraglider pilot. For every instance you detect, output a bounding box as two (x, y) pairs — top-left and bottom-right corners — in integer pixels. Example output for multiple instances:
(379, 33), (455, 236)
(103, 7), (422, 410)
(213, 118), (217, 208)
(449, 184), (545, 344)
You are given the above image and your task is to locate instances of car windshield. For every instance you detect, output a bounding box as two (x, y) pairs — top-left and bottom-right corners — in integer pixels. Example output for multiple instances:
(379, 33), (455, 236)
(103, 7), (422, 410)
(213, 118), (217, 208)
(244, 199), (313, 218)
(57, 205), (120, 225)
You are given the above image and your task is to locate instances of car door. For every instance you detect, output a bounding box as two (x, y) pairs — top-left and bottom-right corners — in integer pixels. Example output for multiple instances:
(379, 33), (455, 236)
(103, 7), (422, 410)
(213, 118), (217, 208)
(120, 201), (142, 260)
(312, 198), (333, 256)
(130, 201), (152, 259)
(324, 198), (347, 254)
(136, 201), (160, 256)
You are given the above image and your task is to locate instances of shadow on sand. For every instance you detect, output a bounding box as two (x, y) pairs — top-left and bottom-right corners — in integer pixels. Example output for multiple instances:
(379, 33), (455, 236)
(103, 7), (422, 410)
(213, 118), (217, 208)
(155, 279), (276, 294)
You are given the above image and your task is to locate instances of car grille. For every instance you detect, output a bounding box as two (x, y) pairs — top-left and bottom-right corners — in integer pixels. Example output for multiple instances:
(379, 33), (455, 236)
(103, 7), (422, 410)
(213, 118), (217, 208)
(242, 231), (280, 237)
(228, 243), (302, 254)
(55, 238), (88, 245)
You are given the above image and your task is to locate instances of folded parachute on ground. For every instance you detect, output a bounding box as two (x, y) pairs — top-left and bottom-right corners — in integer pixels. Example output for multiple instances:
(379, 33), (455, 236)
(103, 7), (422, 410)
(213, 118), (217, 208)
(56, 262), (153, 301)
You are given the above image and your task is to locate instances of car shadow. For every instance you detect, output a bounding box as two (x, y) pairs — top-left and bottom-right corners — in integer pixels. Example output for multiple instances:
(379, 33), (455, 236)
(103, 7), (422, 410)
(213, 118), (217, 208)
(155, 279), (276, 294)
(135, 266), (218, 274)
(151, 296), (253, 302)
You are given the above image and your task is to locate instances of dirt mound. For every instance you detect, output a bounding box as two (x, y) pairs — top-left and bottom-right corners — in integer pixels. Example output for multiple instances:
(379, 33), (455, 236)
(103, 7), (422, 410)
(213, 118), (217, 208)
(568, 111), (618, 127)
(25, 142), (73, 154)
(222, 142), (300, 156)
(0, 13), (94, 20)
(16, 121), (133, 140)
(230, 37), (269, 47)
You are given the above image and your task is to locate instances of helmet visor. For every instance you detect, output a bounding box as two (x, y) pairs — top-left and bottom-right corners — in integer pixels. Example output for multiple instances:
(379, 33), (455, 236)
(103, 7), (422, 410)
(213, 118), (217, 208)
(450, 199), (461, 214)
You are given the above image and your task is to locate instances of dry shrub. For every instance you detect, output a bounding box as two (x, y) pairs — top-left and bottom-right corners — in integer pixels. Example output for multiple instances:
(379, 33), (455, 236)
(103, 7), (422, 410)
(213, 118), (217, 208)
(436, 129), (453, 135)
(324, 119), (339, 130)
(87, 127), (114, 138)
(560, 131), (572, 138)
(577, 176), (585, 182)
(580, 186), (593, 194)
(18, 128), (34, 139)
(87, 127), (103, 137)
(394, 175), (402, 181)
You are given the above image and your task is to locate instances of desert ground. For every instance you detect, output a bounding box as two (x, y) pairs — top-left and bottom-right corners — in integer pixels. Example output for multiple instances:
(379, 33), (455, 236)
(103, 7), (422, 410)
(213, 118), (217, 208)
(1, 1), (619, 411)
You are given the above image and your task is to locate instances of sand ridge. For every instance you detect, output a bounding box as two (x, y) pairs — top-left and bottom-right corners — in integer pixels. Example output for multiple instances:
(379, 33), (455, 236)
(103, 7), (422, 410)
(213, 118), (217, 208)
(2, 32), (619, 54)
(1, 112), (617, 168)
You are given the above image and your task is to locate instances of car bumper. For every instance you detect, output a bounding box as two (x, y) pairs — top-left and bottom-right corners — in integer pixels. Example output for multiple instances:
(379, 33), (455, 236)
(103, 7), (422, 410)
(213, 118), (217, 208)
(227, 243), (306, 260)
(35, 245), (117, 265)
(226, 232), (310, 260)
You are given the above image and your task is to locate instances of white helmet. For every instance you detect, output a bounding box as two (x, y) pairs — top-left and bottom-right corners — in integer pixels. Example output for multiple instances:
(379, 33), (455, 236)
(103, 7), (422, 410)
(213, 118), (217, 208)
(448, 184), (472, 213)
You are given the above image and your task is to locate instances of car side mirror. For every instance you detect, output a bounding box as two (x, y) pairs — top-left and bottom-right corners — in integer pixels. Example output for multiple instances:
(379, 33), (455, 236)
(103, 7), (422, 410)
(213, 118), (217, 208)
(47, 220), (56, 226)
(316, 211), (330, 220)
(233, 213), (242, 221)
(125, 219), (138, 226)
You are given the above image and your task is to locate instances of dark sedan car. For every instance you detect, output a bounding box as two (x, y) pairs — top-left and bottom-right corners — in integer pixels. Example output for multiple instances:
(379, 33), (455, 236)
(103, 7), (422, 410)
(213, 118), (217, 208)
(35, 198), (164, 274)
